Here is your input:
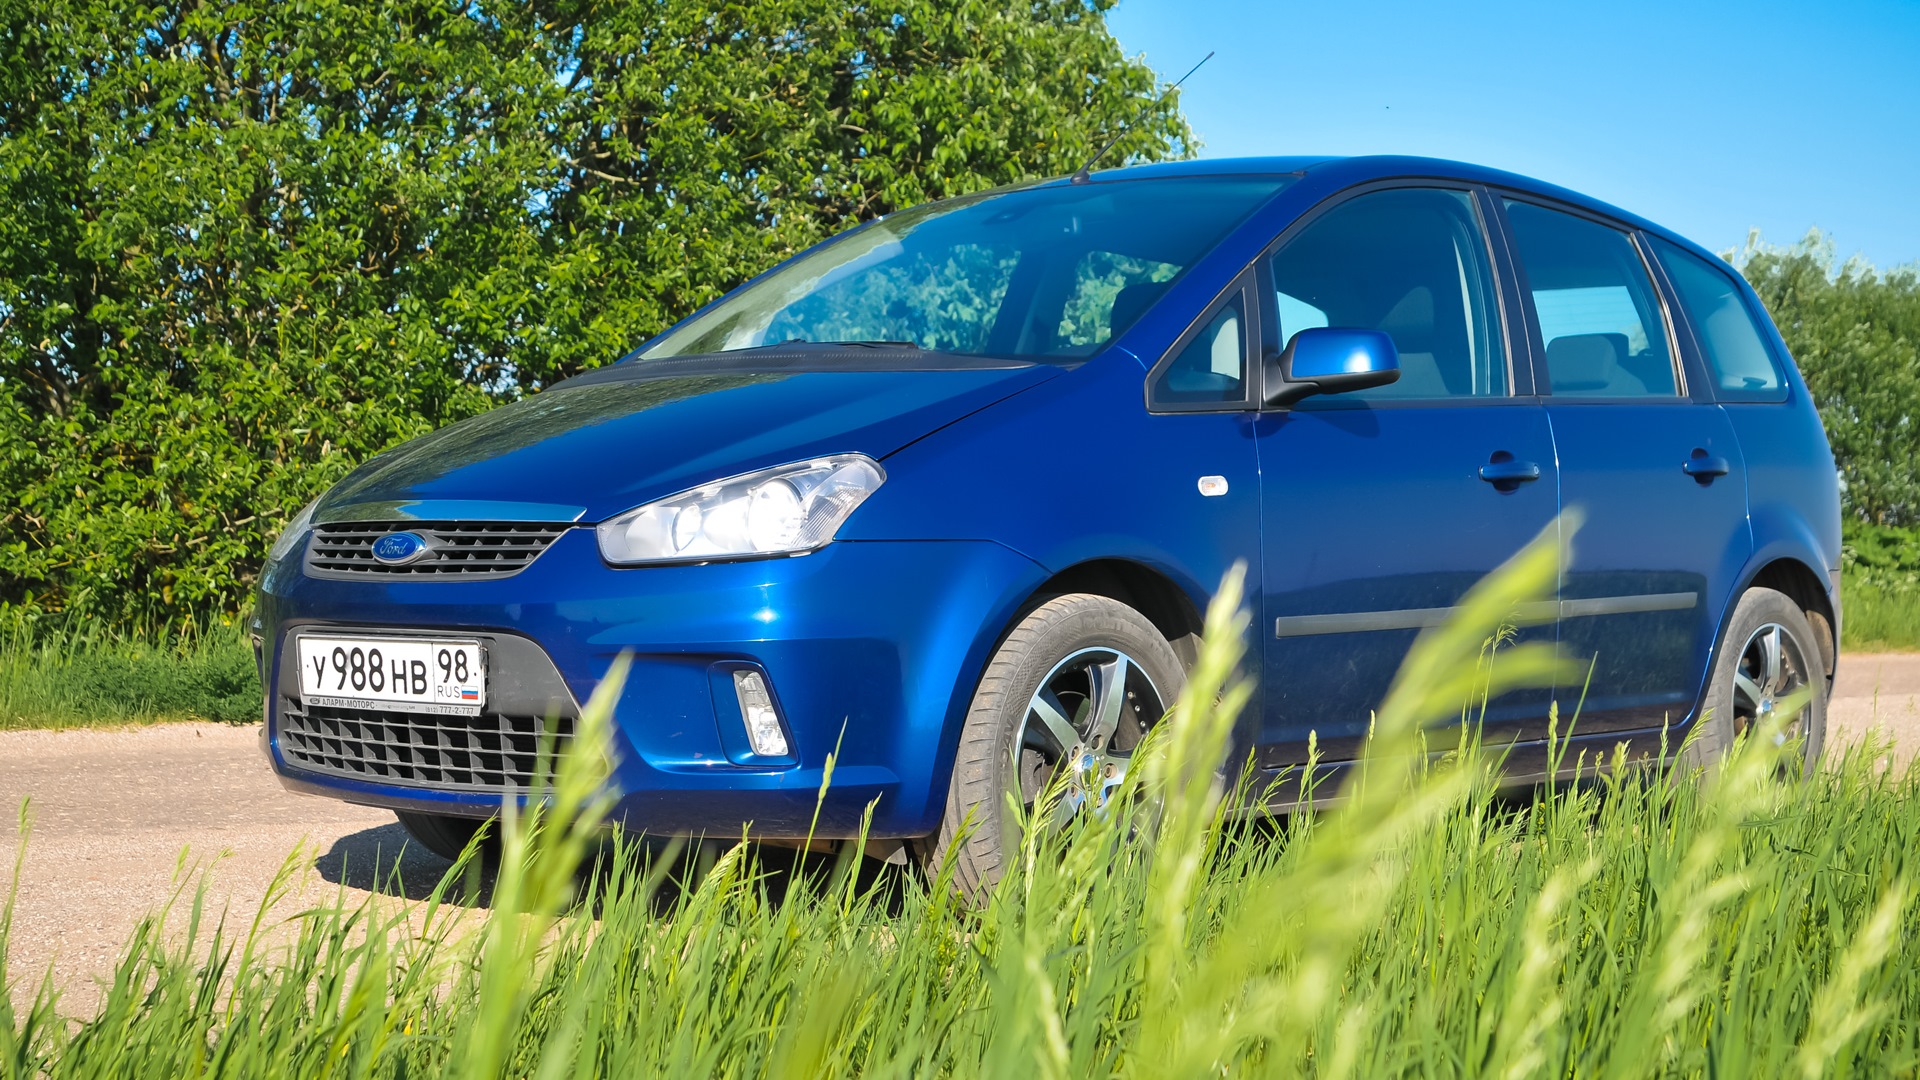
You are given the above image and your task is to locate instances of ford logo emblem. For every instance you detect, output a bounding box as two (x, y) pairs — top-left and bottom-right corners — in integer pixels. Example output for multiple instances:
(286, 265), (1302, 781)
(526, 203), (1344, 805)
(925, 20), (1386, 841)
(370, 531), (432, 566)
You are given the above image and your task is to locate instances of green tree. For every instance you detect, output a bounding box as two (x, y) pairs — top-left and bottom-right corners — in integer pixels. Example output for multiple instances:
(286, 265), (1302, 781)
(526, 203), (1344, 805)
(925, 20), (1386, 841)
(1737, 230), (1920, 525)
(0, 0), (1191, 624)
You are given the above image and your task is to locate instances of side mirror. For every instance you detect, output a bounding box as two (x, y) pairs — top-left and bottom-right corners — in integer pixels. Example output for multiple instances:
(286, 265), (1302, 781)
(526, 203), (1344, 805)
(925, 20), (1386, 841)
(1265, 327), (1400, 406)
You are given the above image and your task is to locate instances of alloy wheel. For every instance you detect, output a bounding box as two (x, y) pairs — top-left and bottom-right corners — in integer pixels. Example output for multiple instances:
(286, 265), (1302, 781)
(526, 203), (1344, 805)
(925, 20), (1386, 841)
(1731, 621), (1813, 750)
(1013, 647), (1165, 827)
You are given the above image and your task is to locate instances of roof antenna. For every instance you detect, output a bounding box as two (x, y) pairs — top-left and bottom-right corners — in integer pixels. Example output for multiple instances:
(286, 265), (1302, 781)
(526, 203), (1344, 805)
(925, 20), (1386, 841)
(1070, 50), (1214, 185)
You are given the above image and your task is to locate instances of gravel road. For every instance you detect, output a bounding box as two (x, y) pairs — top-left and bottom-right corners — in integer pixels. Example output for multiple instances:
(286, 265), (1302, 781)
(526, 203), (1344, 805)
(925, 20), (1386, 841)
(4, 652), (1919, 1014)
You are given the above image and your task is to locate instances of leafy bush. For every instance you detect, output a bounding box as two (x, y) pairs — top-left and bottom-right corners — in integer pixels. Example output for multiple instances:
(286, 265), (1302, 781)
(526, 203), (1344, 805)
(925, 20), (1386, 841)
(0, 0), (1190, 625)
(1738, 232), (1920, 525)
(1842, 522), (1920, 575)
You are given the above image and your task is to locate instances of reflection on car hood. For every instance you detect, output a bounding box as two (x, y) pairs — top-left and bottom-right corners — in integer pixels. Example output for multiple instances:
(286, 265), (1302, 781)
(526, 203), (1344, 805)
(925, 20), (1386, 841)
(314, 359), (1060, 524)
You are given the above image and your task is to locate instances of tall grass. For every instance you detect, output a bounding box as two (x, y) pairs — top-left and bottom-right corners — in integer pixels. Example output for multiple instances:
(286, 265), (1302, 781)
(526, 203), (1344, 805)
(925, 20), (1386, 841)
(2, 520), (1917, 1076)
(0, 613), (258, 729)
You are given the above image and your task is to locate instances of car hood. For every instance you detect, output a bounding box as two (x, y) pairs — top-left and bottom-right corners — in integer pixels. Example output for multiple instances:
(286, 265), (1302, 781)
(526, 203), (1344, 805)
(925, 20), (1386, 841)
(314, 354), (1061, 524)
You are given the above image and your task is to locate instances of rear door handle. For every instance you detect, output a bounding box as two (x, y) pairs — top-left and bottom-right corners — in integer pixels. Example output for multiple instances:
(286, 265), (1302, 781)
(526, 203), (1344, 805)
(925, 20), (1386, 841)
(1683, 452), (1731, 480)
(1479, 459), (1542, 485)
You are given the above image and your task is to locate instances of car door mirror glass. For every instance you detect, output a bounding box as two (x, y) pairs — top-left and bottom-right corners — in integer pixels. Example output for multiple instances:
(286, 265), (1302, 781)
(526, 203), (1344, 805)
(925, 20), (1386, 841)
(1267, 327), (1401, 406)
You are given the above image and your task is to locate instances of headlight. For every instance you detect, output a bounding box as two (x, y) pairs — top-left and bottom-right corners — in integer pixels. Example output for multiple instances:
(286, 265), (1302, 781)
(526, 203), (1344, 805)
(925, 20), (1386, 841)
(597, 455), (885, 565)
(266, 497), (319, 564)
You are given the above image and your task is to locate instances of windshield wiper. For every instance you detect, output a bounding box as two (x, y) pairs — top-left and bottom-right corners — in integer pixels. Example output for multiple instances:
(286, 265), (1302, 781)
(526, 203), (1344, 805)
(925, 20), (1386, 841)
(717, 338), (925, 352)
(771, 338), (923, 350)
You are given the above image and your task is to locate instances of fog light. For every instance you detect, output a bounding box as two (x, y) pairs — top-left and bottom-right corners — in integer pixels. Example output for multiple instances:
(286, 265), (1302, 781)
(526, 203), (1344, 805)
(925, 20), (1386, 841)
(732, 670), (790, 757)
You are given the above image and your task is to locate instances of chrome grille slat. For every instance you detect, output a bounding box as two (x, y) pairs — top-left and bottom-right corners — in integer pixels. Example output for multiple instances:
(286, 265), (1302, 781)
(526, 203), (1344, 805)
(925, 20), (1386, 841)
(280, 700), (573, 793)
(305, 522), (570, 580)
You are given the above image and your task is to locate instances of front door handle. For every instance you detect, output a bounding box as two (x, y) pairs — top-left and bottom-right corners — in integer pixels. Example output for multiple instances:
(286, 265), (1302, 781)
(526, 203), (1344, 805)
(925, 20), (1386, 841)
(1683, 450), (1731, 481)
(1479, 457), (1542, 486)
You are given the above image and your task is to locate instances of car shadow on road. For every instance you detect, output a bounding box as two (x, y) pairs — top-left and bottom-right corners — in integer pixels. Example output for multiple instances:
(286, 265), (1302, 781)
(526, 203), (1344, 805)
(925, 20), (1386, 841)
(311, 826), (921, 916)
(313, 824), (493, 906)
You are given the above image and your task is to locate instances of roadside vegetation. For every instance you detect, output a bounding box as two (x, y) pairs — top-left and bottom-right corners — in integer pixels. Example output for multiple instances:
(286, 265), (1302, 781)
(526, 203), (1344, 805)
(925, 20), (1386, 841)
(1841, 524), (1920, 651)
(3, 524), (1914, 1075)
(0, 616), (255, 729)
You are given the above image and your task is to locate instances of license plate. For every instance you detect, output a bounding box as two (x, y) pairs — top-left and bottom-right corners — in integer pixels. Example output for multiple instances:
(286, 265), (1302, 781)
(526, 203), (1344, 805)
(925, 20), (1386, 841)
(296, 635), (486, 716)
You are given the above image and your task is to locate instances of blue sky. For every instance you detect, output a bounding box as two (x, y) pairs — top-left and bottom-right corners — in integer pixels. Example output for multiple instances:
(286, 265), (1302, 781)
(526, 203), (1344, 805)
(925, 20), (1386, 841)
(1107, 0), (1920, 270)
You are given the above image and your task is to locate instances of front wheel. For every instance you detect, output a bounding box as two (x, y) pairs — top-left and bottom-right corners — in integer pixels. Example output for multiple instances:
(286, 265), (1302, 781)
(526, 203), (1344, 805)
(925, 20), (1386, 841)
(395, 810), (494, 862)
(926, 593), (1185, 897)
(1683, 586), (1828, 775)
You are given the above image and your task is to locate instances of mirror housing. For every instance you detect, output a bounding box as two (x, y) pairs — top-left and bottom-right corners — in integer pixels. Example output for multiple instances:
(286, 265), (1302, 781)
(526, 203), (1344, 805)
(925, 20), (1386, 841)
(1265, 327), (1400, 406)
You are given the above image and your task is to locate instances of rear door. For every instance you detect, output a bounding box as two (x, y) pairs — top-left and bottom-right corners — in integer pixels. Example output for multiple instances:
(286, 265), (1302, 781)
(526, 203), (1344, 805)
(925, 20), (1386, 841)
(1497, 197), (1753, 734)
(1255, 185), (1562, 765)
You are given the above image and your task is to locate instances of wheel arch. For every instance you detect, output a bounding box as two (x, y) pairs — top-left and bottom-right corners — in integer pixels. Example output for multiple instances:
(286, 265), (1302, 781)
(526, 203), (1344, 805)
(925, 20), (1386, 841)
(921, 554), (1215, 833)
(1742, 555), (1838, 682)
(1640, 538), (1838, 755)
(1022, 557), (1210, 667)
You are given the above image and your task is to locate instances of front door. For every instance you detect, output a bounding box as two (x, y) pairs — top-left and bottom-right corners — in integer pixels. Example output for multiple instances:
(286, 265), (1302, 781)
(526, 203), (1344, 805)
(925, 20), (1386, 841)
(1499, 197), (1754, 734)
(1256, 186), (1562, 765)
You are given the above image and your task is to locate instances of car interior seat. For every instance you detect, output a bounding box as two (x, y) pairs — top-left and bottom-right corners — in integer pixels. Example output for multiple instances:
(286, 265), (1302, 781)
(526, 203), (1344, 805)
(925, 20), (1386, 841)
(1547, 332), (1646, 395)
(1373, 285), (1453, 396)
(1109, 281), (1172, 340)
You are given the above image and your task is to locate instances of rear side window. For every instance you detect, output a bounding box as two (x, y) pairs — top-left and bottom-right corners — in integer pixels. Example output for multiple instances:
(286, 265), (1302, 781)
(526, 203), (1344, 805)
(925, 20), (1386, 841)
(1268, 188), (1506, 399)
(1651, 238), (1786, 401)
(1504, 200), (1680, 398)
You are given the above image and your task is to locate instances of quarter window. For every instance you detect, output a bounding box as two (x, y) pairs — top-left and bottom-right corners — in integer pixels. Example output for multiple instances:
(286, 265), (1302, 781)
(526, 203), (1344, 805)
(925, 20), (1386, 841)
(1652, 238), (1786, 400)
(1504, 201), (1680, 397)
(1152, 292), (1247, 405)
(1267, 188), (1506, 400)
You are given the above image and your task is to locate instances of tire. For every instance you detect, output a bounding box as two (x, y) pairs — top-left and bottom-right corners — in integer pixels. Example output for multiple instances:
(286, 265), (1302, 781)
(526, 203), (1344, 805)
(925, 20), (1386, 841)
(926, 594), (1185, 897)
(395, 810), (495, 862)
(1683, 586), (1828, 775)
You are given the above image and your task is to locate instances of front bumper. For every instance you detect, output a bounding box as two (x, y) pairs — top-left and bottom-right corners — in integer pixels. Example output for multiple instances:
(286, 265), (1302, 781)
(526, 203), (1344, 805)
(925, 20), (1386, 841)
(259, 531), (1047, 838)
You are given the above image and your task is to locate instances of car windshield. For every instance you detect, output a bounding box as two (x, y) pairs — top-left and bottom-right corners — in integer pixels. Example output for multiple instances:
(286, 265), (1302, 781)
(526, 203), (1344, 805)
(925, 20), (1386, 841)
(639, 176), (1293, 362)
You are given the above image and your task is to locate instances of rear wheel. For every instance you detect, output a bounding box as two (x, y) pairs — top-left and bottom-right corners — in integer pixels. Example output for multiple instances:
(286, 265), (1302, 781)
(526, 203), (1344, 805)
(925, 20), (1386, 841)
(1684, 587), (1828, 774)
(926, 594), (1184, 897)
(395, 810), (494, 862)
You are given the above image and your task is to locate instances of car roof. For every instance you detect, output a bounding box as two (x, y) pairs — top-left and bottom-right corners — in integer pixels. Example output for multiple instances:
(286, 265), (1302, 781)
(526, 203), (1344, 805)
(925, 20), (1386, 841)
(1049, 155), (1713, 261)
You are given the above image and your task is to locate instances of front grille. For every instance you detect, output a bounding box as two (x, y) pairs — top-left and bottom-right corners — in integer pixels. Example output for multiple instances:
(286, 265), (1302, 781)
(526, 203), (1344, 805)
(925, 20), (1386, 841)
(280, 701), (575, 793)
(306, 522), (570, 579)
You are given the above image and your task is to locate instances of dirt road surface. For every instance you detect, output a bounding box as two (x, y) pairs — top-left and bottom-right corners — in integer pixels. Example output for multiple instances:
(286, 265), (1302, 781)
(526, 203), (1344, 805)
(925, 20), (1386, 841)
(4, 652), (1919, 1015)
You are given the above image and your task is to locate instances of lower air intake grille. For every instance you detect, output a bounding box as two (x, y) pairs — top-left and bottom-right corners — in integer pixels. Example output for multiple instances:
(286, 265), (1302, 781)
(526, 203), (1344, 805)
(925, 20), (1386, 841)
(305, 522), (570, 580)
(279, 701), (574, 793)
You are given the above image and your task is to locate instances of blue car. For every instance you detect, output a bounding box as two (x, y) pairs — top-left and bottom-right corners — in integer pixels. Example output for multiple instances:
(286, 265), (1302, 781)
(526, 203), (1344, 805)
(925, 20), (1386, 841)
(256, 156), (1840, 889)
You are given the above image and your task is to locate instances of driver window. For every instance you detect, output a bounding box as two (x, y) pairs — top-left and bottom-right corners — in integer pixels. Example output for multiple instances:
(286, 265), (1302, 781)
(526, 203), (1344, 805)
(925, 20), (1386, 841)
(1268, 188), (1507, 400)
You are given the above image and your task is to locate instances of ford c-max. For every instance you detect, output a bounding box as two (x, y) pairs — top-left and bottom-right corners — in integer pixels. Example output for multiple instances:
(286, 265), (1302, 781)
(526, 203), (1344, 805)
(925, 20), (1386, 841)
(255, 156), (1841, 890)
